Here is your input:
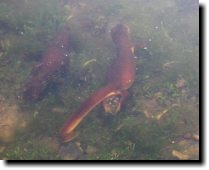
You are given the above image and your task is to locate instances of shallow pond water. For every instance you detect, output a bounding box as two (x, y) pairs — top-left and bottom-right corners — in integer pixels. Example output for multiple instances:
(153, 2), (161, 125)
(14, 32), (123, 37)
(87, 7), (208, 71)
(0, 0), (199, 160)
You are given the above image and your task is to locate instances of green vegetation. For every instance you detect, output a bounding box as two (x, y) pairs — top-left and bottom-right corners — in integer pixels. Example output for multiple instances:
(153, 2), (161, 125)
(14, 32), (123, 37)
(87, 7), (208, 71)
(4, 139), (61, 160)
(0, 0), (198, 160)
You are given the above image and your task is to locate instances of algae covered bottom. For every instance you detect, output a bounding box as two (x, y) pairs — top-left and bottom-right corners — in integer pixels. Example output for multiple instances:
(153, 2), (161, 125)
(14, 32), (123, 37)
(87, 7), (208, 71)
(0, 0), (199, 160)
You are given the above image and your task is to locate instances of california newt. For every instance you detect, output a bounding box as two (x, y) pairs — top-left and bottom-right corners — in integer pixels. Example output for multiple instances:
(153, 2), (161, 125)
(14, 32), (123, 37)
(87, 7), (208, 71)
(23, 27), (70, 101)
(61, 24), (136, 142)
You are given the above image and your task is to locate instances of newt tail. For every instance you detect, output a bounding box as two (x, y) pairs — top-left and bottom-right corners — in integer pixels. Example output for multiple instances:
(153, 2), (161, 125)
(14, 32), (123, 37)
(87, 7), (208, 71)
(61, 84), (122, 142)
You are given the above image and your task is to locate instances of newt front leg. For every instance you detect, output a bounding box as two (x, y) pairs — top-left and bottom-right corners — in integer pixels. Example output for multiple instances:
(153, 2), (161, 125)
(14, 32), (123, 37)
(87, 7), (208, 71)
(102, 90), (128, 114)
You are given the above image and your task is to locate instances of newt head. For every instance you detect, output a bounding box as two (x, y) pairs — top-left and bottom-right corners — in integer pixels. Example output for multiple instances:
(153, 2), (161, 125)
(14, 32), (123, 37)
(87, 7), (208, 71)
(111, 24), (129, 45)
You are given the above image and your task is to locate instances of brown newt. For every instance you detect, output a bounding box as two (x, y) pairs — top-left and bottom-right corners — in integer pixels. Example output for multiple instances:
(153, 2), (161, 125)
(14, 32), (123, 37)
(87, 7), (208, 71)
(61, 24), (136, 142)
(23, 27), (70, 101)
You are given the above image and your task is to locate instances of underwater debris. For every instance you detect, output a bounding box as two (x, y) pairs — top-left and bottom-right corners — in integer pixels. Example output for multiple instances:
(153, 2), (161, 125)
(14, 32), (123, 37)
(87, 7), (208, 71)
(0, 146), (5, 153)
(85, 145), (97, 155)
(172, 137), (199, 160)
(163, 61), (179, 69)
(83, 58), (97, 67)
(59, 142), (82, 160)
(0, 39), (11, 52)
(172, 149), (189, 160)
(183, 133), (192, 139)
(142, 99), (167, 120)
(65, 5), (75, 21)
(52, 107), (68, 114)
(75, 141), (84, 153)
(143, 110), (151, 118)
(115, 123), (124, 132)
(192, 133), (199, 141)
(175, 77), (186, 88)
(33, 111), (39, 118)
(62, 154), (76, 160)
(183, 132), (199, 141)
(156, 109), (168, 120)
(39, 136), (60, 152)
(0, 96), (26, 143)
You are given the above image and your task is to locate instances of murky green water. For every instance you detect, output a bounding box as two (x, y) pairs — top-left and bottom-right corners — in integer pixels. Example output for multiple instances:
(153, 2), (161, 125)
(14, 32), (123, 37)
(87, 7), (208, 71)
(0, 0), (199, 160)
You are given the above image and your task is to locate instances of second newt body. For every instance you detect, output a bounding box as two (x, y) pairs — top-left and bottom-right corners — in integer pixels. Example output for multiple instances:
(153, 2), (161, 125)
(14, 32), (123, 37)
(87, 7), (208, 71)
(23, 27), (70, 101)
